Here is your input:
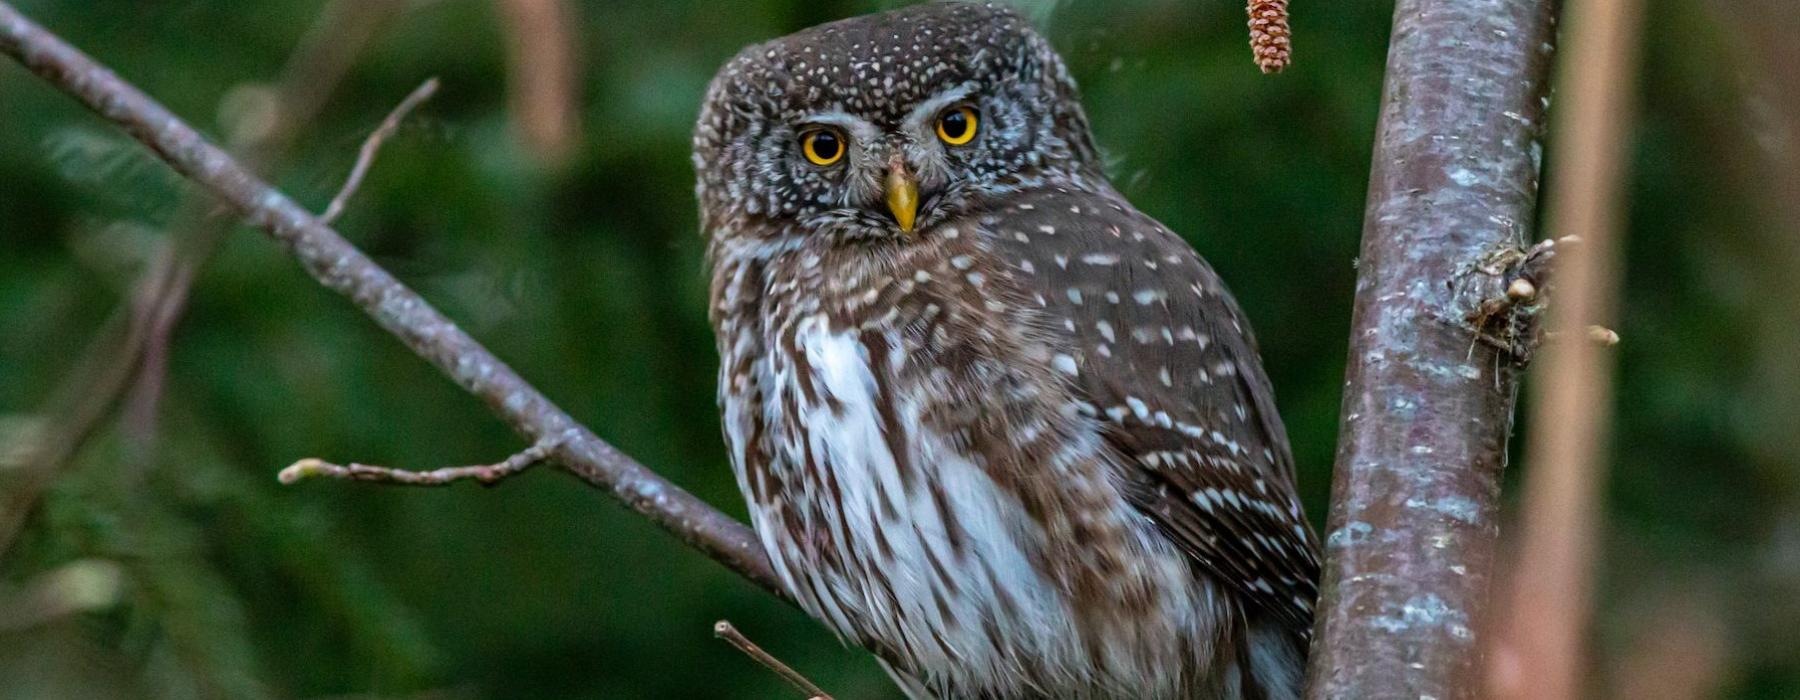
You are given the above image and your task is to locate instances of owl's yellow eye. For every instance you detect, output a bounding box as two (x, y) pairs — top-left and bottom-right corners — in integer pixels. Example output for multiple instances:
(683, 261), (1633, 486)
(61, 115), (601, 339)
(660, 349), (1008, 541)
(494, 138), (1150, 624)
(936, 106), (978, 146)
(801, 128), (845, 166)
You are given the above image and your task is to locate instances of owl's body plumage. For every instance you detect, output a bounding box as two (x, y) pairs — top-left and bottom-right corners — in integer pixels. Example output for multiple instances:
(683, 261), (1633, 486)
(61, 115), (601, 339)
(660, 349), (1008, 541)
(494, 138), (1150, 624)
(696, 4), (1318, 698)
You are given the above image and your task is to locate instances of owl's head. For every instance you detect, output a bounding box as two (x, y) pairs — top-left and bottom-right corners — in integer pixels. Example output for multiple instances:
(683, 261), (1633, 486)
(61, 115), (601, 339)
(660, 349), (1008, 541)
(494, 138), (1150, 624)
(694, 2), (1099, 245)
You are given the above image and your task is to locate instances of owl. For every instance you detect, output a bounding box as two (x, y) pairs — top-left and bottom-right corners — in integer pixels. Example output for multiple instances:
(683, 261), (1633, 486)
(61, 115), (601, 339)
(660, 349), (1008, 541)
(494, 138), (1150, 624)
(694, 3), (1318, 699)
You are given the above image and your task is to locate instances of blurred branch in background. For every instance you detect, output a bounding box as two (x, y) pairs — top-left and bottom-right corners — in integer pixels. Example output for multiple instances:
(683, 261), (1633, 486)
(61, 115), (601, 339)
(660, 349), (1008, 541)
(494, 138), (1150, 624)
(493, 0), (581, 168)
(1491, 0), (1644, 698)
(0, 559), (122, 634)
(1703, 0), (1800, 472)
(118, 0), (405, 463)
(1304, 1), (1558, 698)
(0, 0), (402, 562)
(0, 0), (784, 608)
(1712, 0), (1800, 224)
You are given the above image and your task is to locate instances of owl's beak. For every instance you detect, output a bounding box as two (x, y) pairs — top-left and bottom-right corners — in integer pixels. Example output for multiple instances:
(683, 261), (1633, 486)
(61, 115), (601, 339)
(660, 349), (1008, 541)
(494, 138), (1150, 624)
(884, 161), (919, 233)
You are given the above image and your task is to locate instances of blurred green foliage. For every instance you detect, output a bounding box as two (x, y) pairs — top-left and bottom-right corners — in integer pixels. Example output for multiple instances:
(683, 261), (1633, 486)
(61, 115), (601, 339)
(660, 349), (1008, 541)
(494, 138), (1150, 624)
(0, 0), (1795, 697)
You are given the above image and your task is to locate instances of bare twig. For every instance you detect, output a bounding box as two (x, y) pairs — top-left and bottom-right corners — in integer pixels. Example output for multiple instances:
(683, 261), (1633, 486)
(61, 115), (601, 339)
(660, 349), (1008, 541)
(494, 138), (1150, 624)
(1247, 0), (1291, 73)
(0, 1), (782, 597)
(1490, 0), (1645, 697)
(1305, 1), (1559, 698)
(280, 437), (555, 486)
(713, 620), (833, 700)
(320, 77), (439, 224)
(1541, 325), (1620, 348)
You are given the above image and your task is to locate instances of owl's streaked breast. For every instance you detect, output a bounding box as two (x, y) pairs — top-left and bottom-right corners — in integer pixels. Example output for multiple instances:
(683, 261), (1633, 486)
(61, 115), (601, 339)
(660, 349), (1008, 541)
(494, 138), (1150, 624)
(710, 218), (1227, 698)
(765, 317), (1075, 680)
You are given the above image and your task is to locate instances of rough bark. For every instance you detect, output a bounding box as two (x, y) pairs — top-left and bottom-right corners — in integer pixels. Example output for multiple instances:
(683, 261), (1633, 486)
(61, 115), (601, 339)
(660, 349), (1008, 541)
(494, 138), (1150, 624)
(1305, 1), (1559, 698)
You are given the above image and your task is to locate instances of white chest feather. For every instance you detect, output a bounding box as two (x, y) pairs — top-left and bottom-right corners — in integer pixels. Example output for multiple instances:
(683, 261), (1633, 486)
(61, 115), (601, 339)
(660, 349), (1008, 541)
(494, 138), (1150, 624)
(778, 320), (1074, 679)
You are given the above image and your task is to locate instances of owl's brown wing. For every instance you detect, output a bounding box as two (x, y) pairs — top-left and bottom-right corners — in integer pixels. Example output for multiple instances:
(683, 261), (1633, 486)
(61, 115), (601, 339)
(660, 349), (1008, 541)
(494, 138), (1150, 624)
(982, 185), (1320, 630)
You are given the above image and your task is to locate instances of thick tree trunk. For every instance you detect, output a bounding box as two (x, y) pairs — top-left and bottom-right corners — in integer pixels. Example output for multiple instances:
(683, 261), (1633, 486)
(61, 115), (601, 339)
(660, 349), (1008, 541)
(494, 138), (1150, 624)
(1305, 1), (1559, 698)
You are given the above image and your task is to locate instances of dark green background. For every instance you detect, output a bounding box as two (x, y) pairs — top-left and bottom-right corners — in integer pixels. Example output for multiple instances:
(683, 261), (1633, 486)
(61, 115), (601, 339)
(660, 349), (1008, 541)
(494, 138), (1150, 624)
(2, 0), (1794, 697)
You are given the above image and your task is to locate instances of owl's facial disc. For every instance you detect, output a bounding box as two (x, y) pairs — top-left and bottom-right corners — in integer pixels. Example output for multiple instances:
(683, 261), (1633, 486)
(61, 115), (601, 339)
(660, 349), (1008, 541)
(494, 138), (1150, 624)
(791, 107), (956, 238)
(793, 92), (983, 238)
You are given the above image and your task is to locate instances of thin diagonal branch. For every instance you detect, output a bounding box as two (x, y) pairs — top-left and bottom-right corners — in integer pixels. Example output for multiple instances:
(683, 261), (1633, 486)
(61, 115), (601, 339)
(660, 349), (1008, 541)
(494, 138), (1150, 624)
(714, 620), (834, 700)
(0, 1), (782, 598)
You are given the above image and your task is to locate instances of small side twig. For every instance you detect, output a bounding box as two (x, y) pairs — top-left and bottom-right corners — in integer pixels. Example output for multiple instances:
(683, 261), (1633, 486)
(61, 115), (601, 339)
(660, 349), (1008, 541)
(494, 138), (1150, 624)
(279, 437), (556, 486)
(1463, 235), (1589, 362)
(1543, 325), (1620, 348)
(1248, 0), (1291, 74)
(713, 620), (833, 700)
(320, 77), (439, 225)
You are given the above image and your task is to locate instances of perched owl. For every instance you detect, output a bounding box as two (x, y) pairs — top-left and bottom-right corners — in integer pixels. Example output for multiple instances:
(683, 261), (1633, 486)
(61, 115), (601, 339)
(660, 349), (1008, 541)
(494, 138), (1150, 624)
(695, 3), (1318, 698)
